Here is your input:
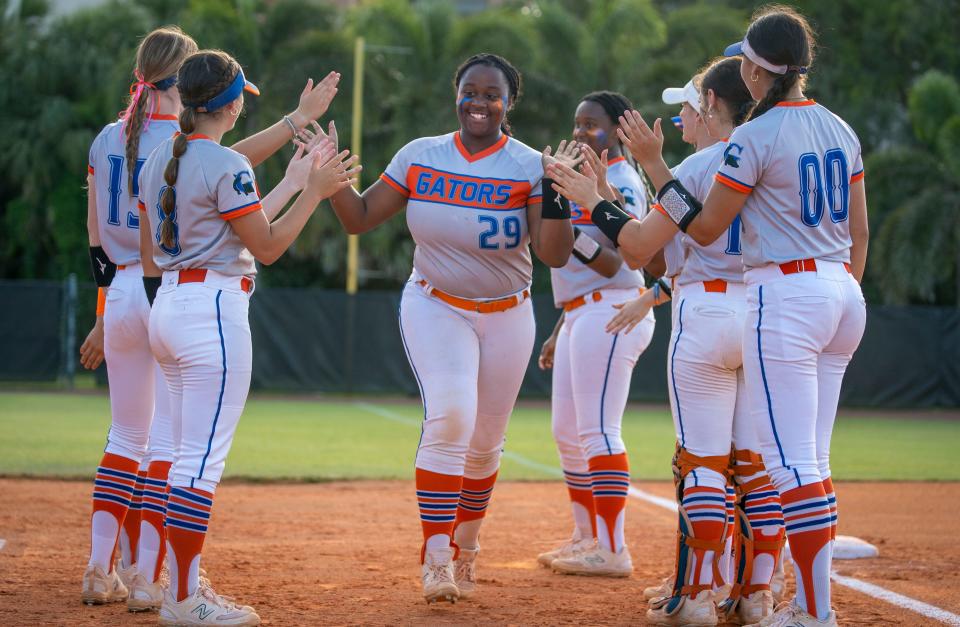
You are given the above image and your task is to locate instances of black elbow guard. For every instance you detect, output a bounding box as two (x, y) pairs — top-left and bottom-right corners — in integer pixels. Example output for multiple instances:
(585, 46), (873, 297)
(656, 179), (702, 232)
(540, 178), (571, 220)
(590, 200), (633, 246)
(142, 276), (161, 306)
(89, 246), (117, 287)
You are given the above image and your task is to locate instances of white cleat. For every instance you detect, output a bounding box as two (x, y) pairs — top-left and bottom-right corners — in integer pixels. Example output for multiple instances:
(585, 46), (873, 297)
(158, 583), (260, 626)
(643, 575), (674, 600)
(734, 590), (775, 625)
(453, 548), (478, 599)
(537, 537), (596, 568)
(421, 548), (460, 604)
(551, 544), (633, 577)
(81, 565), (128, 605)
(116, 561), (138, 590)
(127, 572), (164, 612)
(646, 590), (719, 626)
(745, 601), (837, 627)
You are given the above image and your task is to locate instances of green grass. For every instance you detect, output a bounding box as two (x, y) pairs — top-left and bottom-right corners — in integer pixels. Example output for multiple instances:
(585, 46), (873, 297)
(0, 392), (957, 481)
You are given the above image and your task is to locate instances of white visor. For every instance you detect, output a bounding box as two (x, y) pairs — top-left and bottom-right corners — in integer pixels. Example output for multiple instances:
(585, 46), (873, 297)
(724, 38), (804, 75)
(661, 80), (700, 114)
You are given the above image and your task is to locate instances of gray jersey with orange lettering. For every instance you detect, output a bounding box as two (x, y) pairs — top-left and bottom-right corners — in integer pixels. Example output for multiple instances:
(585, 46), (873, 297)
(550, 156), (646, 305)
(138, 135), (261, 277)
(714, 101), (863, 268)
(88, 115), (179, 265)
(381, 132), (543, 299)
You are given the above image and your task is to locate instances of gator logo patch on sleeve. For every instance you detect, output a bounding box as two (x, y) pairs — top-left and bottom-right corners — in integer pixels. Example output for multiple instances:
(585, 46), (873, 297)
(233, 170), (255, 195)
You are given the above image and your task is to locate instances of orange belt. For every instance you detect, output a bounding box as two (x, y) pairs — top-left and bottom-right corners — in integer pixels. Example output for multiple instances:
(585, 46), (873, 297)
(117, 264), (127, 270)
(779, 259), (852, 275)
(561, 290), (603, 312)
(178, 268), (253, 293)
(418, 280), (527, 314)
(702, 279), (727, 293)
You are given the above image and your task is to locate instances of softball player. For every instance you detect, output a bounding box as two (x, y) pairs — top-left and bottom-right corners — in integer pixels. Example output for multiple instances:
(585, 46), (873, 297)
(535, 91), (655, 578)
(137, 49), (356, 625)
(328, 53), (574, 604)
(551, 7), (868, 625)
(81, 27), (341, 612)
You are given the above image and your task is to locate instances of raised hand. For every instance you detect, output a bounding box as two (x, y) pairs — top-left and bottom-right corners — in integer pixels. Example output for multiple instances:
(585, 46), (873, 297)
(616, 110), (664, 168)
(542, 139), (585, 170)
(290, 72), (341, 127)
(580, 147), (618, 202)
(545, 161), (602, 210)
(307, 149), (362, 200)
(286, 138), (337, 191)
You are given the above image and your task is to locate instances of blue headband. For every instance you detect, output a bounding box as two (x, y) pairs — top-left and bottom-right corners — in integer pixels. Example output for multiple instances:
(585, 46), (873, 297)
(154, 75), (178, 91)
(192, 69), (260, 113)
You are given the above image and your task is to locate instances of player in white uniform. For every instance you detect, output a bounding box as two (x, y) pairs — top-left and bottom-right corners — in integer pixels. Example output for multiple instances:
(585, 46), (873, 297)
(327, 53), (574, 604)
(137, 49), (356, 626)
(550, 8), (868, 626)
(80, 28), (341, 612)
(534, 92), (655, 578)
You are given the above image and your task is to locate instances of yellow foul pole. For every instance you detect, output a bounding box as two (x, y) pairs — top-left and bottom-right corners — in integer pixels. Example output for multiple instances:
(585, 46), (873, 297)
(347, 37), (365, 295)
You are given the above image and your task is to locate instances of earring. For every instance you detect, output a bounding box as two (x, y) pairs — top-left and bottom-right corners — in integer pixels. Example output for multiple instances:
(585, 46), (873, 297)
(751, 73), (760, 82)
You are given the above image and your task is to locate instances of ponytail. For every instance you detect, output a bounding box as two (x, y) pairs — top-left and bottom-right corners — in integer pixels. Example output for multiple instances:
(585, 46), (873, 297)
(160, 107), (194, 249)
(124, 83), (152, 191)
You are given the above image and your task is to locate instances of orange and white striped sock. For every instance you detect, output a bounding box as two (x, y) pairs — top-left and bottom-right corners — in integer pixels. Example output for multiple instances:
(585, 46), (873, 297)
(88, 453), (140, 572)
(416, 468), (462, 560)
(453, 472), (497, 550)
(742, 479), (785, 587)
(119, 463), (148, 569)
(564, 469), (597, 539)
(781, 482), (833, 619)
(165, 486), (213, 601)
(822, 476), (838, 540)
(138, 460), (172, 583)
(719, 485), (736, 585)
(681, 485), (727, 588)
(588, 453), (629, 553)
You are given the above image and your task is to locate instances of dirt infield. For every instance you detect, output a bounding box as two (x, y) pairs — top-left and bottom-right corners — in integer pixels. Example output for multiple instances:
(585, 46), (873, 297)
(1, 480), (957, 626)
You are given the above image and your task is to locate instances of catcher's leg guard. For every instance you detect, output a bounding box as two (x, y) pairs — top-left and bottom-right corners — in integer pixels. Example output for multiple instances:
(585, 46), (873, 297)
(652, 444), (730, 614)
(719, 449), (786, 620)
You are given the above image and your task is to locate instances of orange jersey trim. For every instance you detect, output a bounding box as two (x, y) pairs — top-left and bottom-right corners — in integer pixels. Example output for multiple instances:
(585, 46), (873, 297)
(221, 201), (262, 220)
(714, 172), (753, 194)
(380, 173), (410, 196)
(606, 155), (627, 166)
(453, 131), (509, 163)
(850, 170), (865, 184)
(775, 99), (817, 107)
(137, 200), (147, 213)
(87, 165), (95, 175)
(148, 113), (178, 121)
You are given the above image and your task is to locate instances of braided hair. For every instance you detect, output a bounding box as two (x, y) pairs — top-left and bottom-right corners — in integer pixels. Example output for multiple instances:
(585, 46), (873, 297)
(453, 53), (522, 136)
(698, 58), (756, 127)
(124, 27), (197, 192)
(745, 6), (816, 120)
(159, 51), (239, 249)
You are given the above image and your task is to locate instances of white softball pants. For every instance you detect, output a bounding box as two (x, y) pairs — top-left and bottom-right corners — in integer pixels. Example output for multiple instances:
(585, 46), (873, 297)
(149, 271), (253, 493)
(742, 261), (866, 493)
(551, 288), (655, 471)
(667, 281), (756, 491)
(399, 278), (536, 479)
(102, 263), (174, 463)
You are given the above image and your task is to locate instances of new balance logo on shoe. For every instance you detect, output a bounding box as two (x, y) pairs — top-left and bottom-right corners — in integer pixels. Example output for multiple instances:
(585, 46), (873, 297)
(191, 603), (215, 620)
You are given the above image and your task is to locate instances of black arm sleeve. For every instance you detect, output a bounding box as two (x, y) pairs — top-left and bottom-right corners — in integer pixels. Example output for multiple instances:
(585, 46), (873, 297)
(89, 246), (117, 287)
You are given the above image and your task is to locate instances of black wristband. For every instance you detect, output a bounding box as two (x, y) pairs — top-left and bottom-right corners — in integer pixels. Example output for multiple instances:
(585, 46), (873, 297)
(540, 178), (571, 220)
(657, 179), (702, 233)
(89, 246), (117, 287)
(589, 200), (633, 246)
(142, 276), (161, 306)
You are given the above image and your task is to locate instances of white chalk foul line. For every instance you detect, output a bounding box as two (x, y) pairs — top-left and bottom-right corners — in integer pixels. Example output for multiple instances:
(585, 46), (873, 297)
(357, 402), (960, 625)
(0, 539), (5, 552)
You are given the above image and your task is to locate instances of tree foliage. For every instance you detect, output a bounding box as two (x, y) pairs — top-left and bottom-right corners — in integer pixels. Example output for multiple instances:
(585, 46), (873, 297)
(0, 0), (958, 304)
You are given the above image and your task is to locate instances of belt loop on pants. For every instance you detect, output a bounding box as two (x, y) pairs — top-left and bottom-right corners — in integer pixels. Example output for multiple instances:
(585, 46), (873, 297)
(178, 268), (253, 293)
(417, 279), (528, 314)
(778, 258), (853, 276)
